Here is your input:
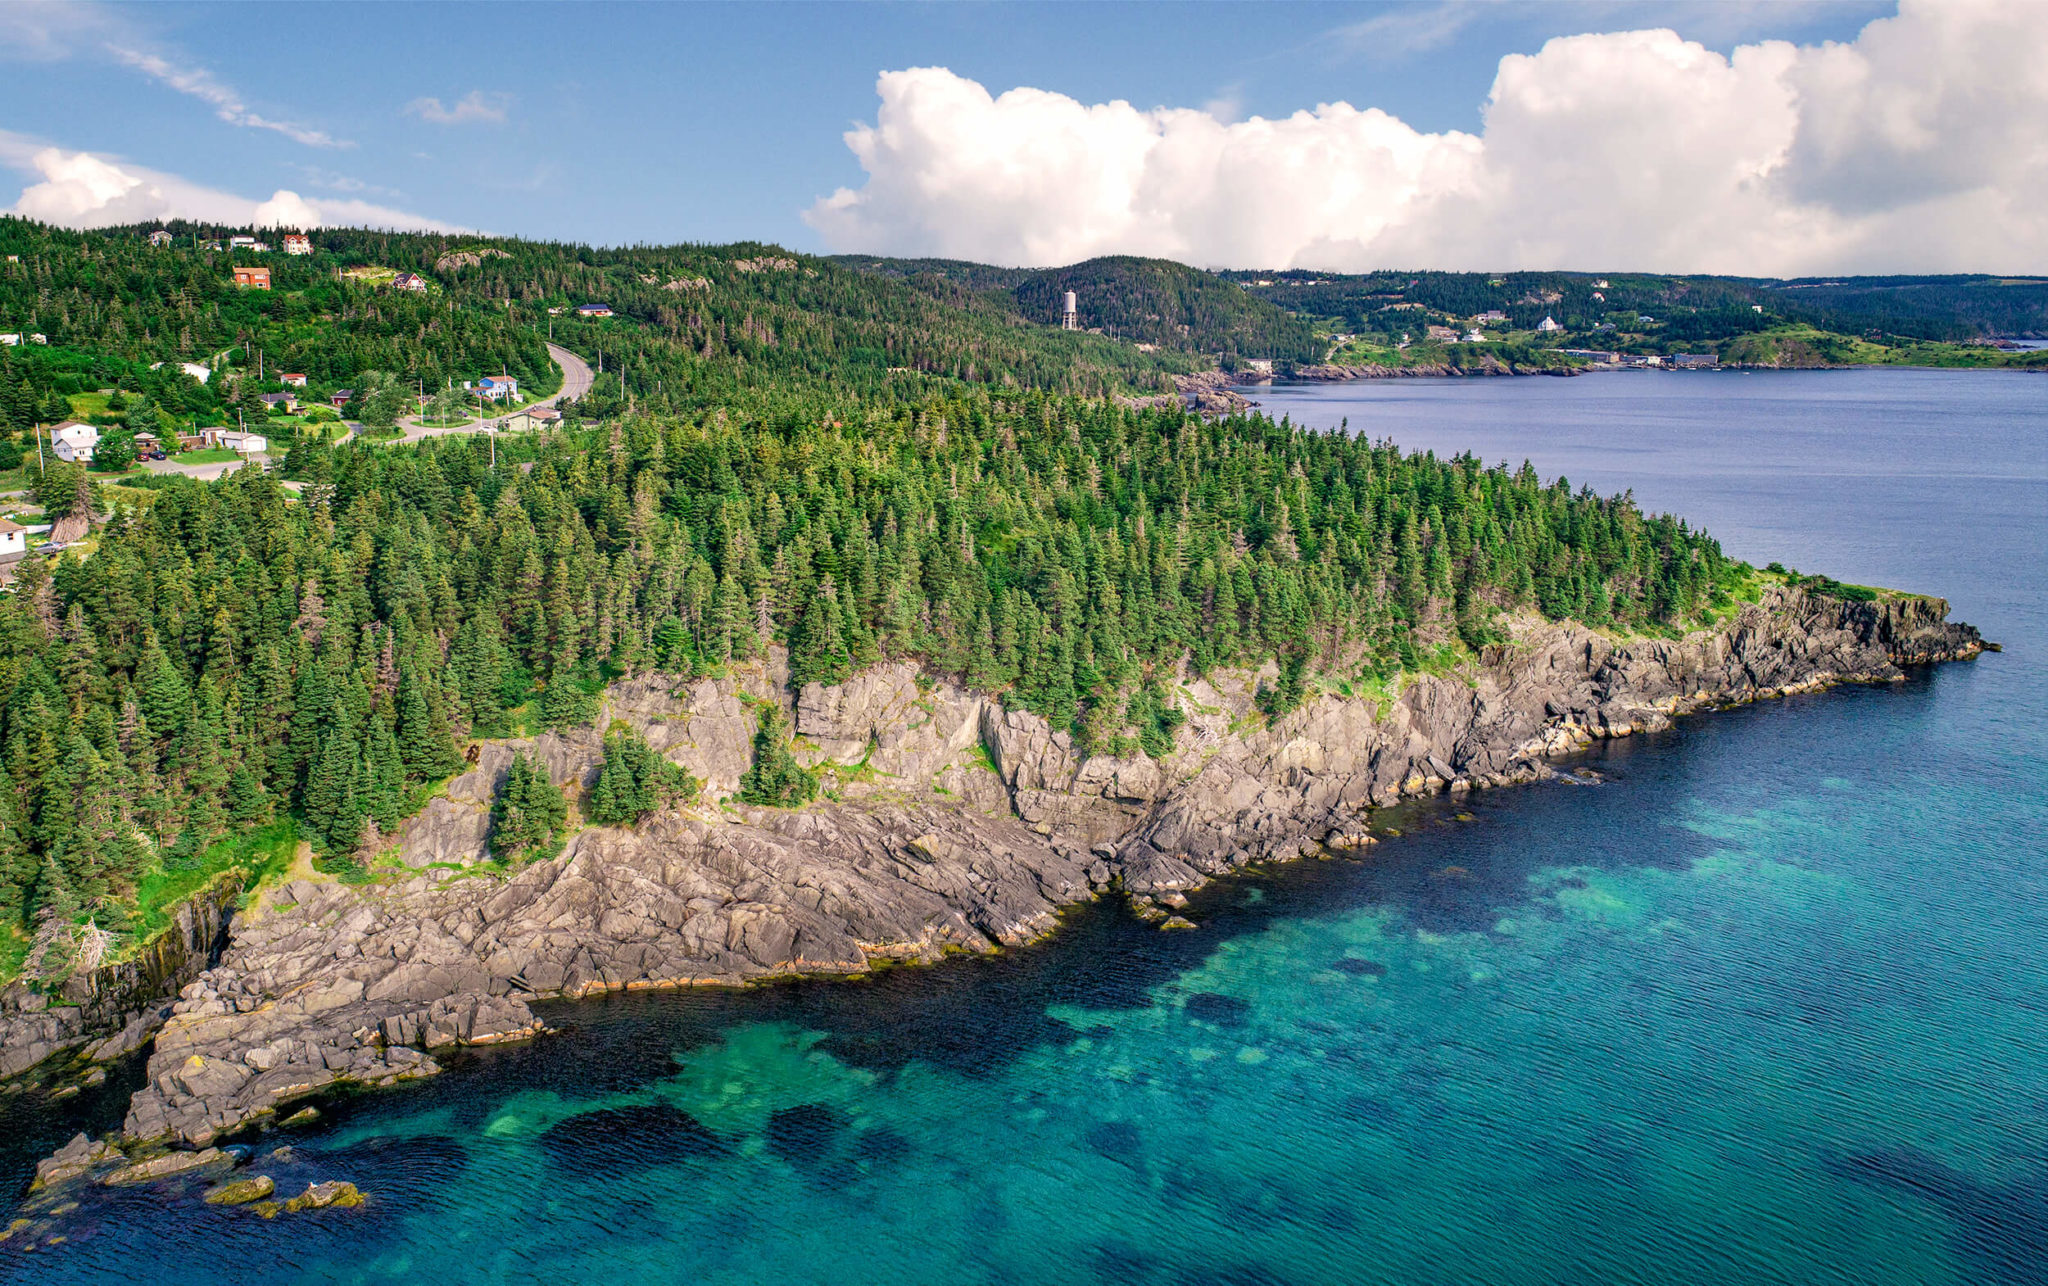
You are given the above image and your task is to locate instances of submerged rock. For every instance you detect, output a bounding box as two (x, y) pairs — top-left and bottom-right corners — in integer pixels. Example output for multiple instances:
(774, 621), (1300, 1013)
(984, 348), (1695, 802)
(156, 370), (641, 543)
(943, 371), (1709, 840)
(1330, 959), (1388, 978)
(539, 1104), (730, 1174)
(764, 1104), (850, 1164)
(1184, 994), (1250, 1027)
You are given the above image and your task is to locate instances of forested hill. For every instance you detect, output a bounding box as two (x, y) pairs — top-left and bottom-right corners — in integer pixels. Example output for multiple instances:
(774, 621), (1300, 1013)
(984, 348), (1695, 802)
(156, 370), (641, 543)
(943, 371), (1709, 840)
(833, 253), (1322, 362)
(0, 390), (1744, 954)
(1221, 269), (2048, 343)
(0, 219), (1191, 424)
(0, 219), (556, 406)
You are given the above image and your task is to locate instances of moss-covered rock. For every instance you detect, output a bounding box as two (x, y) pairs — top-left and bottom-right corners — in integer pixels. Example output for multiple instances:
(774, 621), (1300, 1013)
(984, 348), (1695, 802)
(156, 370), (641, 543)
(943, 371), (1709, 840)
(284, 1180), (363, 1212)
(203, 1174), (275, 1205)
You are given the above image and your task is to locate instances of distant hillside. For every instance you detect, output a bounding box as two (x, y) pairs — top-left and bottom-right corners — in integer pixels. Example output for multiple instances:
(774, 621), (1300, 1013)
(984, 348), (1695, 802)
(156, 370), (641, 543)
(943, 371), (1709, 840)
(833, 253), (1323, 363)
(1221, 269), (2048, 343)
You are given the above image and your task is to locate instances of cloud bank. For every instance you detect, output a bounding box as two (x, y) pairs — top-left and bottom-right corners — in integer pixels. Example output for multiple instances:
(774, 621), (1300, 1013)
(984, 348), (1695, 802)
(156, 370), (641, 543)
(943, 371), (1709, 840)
(806, 0), (2048, 274)
(2, 136), (461, 232)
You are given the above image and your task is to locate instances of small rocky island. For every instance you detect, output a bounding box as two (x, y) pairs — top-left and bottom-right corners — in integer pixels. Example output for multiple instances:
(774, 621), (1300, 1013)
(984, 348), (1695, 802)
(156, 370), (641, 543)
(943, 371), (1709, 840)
(0, 585), (1983, 1199)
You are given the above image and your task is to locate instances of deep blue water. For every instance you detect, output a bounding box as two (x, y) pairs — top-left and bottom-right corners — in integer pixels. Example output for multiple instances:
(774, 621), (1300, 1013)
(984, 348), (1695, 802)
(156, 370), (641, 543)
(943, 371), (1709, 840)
(6, 368), (2046, 1285)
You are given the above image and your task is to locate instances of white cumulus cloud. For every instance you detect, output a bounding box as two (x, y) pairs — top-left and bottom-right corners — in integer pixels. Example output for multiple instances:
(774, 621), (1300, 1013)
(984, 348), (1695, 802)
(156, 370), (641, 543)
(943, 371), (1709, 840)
(806, 0), (2048, 273)
(3, 135), (463, 232)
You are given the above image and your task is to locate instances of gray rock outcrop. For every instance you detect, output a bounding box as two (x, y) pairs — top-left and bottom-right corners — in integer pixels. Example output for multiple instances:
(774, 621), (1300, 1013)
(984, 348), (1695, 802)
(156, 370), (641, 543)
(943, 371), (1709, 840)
(8, 586), (1985, 1160)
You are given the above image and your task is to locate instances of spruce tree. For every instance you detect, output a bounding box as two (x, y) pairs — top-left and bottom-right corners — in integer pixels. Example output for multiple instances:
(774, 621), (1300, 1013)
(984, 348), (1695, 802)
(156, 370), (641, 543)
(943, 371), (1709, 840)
(134, 632), (190, 739)
(736, 705), (817, 807)
(396, 659), (460, 779)
(588, 729), (695, 825)
(489, 752), (568, 864)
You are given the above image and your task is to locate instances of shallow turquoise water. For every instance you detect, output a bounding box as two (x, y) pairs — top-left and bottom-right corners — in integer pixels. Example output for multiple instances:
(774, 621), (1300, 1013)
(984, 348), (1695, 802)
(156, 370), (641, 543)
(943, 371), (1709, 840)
(6, 369), (2045, 1284)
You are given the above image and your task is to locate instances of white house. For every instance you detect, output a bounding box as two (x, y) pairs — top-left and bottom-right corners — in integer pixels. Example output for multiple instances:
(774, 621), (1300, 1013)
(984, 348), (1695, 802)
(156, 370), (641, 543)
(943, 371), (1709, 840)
(470, 374), (519, 401)
(392, 273), (429, 292)
(0, 519), (24, 561)
(283, 235), (312, 256)
(1464, 329), (1485, 343)
(1537, 315), (1562, 333)
(280, 373), (308, 388)
(575, 303), (614, 317)
(50, 421), (99, 464)
(148, 230), (174, 248)
(215, 430), (269, 454)
(0, 335), (17, 347)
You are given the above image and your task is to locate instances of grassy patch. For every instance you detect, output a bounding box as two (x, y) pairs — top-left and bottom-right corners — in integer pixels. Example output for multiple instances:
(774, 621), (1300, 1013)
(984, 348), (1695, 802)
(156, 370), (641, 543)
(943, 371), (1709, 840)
(0, 920), (30, 986)
(116, 821), (302, 959)
(100, 482), (161, 510)
(66, 391), (113, 420)
(968, 741), (1001, 776)
(170, 448), (242, 465)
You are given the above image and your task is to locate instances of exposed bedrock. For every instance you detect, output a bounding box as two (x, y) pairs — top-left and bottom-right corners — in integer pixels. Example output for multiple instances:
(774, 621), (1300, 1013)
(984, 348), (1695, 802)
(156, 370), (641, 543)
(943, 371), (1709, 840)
(0, 877), (240, 1080)
(8, 587), (1981, 1153)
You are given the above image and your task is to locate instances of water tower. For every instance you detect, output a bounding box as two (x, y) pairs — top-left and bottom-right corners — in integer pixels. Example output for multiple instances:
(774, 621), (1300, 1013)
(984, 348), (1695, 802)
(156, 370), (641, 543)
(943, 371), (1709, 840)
(1061, 290), (1078, 330)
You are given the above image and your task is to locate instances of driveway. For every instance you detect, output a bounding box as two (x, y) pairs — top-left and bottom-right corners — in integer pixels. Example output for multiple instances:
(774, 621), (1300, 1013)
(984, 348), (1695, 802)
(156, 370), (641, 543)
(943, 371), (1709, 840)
(398, 343), (593, 443)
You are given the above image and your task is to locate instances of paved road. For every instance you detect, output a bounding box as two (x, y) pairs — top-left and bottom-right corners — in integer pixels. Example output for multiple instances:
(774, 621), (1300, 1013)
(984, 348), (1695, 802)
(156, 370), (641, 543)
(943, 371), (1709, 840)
(398, 343), (593, 443)
(124, 345), (591, 483)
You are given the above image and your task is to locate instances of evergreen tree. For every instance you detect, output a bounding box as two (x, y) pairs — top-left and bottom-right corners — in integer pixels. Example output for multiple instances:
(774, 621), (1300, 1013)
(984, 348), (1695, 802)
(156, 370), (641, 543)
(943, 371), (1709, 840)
(134, 632), (190, 740)
(736, 705), (817, 807)
(588, 729), (696, 825)
(396, 659), (460, 778)
(489, 751), (568, 864)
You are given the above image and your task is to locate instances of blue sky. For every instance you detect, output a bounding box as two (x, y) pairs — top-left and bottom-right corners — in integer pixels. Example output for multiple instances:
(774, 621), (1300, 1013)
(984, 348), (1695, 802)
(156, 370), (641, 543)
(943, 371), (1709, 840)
(5, 2), (2042, 274)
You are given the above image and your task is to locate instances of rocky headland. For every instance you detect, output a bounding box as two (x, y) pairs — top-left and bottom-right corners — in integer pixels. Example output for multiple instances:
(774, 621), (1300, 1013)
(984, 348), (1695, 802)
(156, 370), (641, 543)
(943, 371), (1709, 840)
(1276, 358), (1581, 381)
(3, 586), (1985, 1185)
(1132, 360), (1583, 416)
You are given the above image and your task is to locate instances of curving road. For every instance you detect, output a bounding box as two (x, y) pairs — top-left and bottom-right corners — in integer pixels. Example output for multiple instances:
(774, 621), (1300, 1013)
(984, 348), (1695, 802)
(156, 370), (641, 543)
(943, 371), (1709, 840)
(398, 342), (594, 443)
(132, 344), (595, 481)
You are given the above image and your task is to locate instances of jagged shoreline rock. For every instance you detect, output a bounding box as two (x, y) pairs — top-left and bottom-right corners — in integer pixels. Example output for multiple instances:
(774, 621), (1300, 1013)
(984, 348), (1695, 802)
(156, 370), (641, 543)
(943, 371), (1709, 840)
(5, 587), (1985, 1172)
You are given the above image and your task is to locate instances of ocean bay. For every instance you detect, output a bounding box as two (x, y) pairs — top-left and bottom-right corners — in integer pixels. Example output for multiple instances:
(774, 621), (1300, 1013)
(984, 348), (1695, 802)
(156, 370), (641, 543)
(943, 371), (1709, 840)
(6, 369), (2045, 1285)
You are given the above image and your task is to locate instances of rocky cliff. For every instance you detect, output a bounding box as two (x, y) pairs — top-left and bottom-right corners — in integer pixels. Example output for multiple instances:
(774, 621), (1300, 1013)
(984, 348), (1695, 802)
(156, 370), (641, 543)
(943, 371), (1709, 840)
(9, 587), (1986, 1159)
(0, 876), (240, 1080)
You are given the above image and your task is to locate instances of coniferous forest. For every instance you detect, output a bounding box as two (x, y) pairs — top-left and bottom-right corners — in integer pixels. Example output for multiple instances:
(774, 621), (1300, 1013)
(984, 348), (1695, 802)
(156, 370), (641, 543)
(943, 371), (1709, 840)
(0, 218), (1745, 975)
